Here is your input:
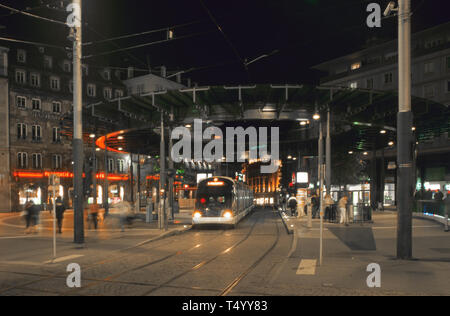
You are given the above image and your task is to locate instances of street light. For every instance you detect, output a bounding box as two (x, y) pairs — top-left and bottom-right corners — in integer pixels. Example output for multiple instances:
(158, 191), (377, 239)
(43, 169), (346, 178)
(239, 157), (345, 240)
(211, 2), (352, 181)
(313, 113), (321, 121)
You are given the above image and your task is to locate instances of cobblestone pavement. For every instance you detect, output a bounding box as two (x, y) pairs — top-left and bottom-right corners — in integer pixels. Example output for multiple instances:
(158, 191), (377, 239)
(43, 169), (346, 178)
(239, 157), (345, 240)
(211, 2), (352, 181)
(0, 208), (449, 296)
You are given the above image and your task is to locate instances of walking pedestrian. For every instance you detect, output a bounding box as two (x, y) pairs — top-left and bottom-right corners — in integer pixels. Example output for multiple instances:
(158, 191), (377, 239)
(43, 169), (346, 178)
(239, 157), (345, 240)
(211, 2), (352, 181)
(338, 195), (349, 226)
(288, 196), (298, 217)
(88, 203), (100, 230)
(23, 201), (32, 234)
(55, 196), (66, 234)
(311, 194), (319, 219)
(26, 201), (41, 234)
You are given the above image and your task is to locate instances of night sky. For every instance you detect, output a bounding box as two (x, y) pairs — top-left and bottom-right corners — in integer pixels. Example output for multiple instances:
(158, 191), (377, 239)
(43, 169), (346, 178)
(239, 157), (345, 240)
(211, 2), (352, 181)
(1, 0), (449, 85)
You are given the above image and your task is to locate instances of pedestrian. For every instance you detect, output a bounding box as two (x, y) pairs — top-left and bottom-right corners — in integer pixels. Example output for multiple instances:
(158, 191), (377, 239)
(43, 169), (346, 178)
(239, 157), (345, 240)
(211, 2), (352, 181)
(434, 189), (444, 201)
(444, 194), (450, 232)
(23, 201), (33, 234)
(324, 194), (334, 222)
(311, 194), (319, 219)
(26, 200), (41, 234)
(55, 196), (66, 234)
(88, 203), (100, 230)
(338, 195), (349, 226)
(425, 189), (433, 200)
(288, 196), (298, 217)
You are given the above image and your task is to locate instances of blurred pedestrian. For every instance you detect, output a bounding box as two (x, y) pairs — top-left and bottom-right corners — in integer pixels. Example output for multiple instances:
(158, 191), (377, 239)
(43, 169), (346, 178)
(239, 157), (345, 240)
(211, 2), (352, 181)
(23, 201), (32, 233)
(26, 201), (41, 234)
(338, 195), (349, 226)
(434, 190), (444, 201)
(117, 200), (133, 231)
(311, 193), (319, 219)
(55, 196), (66, 234)
(88, 203), (100, 230)
(288, 196), (298, 217)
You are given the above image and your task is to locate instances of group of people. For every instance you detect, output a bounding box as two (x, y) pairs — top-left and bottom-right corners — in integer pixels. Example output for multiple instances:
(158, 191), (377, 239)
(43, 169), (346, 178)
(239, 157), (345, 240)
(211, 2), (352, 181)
(23, 196), (67, 234)
(284, 191), (350, 225)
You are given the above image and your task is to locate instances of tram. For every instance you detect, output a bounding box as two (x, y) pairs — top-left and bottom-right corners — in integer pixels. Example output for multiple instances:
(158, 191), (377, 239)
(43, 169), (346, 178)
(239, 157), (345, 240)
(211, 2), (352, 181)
(193, 177), (254, 227)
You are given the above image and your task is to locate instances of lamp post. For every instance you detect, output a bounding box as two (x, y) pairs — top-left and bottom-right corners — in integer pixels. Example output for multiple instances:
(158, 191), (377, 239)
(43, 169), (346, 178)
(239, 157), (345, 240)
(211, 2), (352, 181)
(385, 0), (413, 259)
(71, 0), (84, 244)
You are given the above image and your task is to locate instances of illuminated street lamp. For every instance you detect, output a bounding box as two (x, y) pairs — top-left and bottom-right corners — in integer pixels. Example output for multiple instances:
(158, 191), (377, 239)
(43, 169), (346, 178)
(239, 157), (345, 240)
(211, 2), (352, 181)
(313, 113), (321, 121)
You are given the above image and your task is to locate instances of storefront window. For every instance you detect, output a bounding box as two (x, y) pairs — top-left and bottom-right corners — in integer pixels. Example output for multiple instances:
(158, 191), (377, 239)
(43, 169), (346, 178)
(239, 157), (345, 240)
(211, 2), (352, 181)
(19, 186), (41, 205)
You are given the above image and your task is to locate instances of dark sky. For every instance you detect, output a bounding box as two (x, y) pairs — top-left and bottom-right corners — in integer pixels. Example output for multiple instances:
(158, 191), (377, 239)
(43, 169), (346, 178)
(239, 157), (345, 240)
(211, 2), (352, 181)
(1, 0), (449, 85)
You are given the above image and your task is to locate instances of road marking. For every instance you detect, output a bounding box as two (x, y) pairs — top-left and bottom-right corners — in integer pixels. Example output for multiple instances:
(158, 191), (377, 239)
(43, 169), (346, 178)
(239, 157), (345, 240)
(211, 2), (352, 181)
(0, 236), (37, 240)
(296, 259), (317, 275)
(44, 254), (84, 264)
(0, 261), (42, 266)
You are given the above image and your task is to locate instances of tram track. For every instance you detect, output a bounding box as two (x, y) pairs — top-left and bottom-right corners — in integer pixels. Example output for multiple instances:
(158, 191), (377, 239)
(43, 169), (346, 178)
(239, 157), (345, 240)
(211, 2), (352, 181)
(0, 226), (227, 295)
(0, 207), (277, 296)
(220, 218), (281, 296)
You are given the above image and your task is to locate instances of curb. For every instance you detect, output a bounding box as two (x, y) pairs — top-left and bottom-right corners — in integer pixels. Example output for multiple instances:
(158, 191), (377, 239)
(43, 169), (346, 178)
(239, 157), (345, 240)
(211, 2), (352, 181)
(277, 209), (295, 234)
(125, 225), (193, 250)
(413, 213), (449, 228)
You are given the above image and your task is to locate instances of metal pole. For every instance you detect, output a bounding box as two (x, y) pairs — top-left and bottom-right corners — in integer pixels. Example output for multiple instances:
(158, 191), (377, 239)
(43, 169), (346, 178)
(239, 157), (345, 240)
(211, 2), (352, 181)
(159, 111), (167, 230)
(52, 176), (56, 259)
(397, 0), (413, 260)
(104, 136), (109, 217)
(72, 0), (84, 244)
(137, 154), (141, 213)
(92, 138), (97, 205)
(326, 109), (331, 195)
(168, 106), (174, 220)
(318, 122), (323, 191)
(319, 164), (325, 266)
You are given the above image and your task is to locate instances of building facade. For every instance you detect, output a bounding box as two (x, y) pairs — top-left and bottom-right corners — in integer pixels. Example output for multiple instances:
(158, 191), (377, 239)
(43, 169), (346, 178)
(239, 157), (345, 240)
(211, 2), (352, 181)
(313, 22), (450, 107)
(0, 44), (133, 212)
(313, 22), (450, 207)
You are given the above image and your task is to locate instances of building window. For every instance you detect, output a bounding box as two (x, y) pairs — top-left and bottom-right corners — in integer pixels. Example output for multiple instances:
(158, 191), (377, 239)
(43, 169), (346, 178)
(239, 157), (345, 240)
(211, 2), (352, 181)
(108, 159), (114, 173)
(349, 82), (358, 89)
(103, 87), (112, 99)
(69, 80), (74, 93)
(424, 62), (434, 74)
(17, 153), (28, 168)
(50, 77), (60, 91)
(424, 84), (435, 98)
(104, 70), (111, 80)
(52, 155), (62, 169)
(63, 61), (71, 73)
(137, 84), (145, 95)
(384, 72), (393, 84)
(17, 123), (27, 140)
(17, 96), (26, 109)
(52, 127), (61, 143)
(82, 64), (89, 76)
(366, 78), (374, 89)
(32, 125), (42, 142)
(44, 56), (53, 69)
(87, 84), (96, 97)
(17, 50), (26, 63)
(15, 70), (26, 84)
(351, 62), (361, 70)
(30, 73), (40, 87)
(31, 98), (41, 111)
(32, 154), (42, 169)
(117, 159), (125, 173)
(52, 101), (62, 113)
(115, 89), (124, 98)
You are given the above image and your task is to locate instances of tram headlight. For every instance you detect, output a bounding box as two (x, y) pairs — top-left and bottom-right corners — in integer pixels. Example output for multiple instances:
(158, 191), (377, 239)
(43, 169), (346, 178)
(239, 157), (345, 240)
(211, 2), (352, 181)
(193, 211), (202, 219)
(223, 210), (233, 218)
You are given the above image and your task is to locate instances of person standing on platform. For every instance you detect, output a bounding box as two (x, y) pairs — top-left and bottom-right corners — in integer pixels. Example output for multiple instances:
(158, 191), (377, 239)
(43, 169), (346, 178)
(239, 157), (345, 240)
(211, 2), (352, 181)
(55, 196), (66, 234)
(338, 195), (349, 226)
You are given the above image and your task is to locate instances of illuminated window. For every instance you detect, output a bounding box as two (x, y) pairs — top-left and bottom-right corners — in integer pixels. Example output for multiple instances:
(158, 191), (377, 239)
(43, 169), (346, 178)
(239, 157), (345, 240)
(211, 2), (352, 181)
(350, 82), (358, 89)
(351, 62), (361, 70)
